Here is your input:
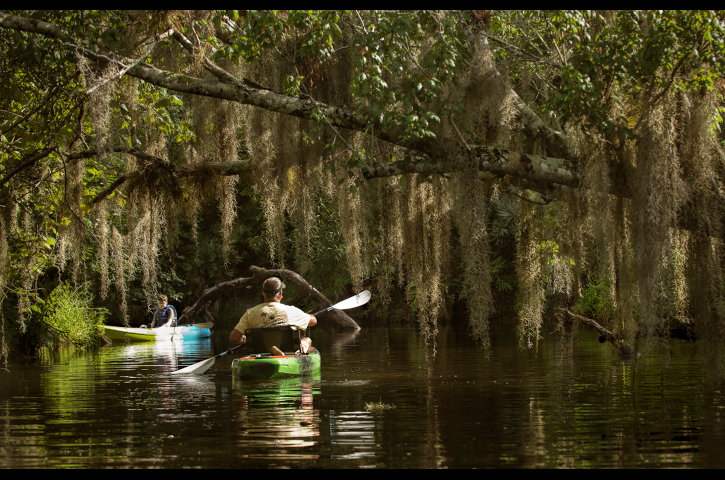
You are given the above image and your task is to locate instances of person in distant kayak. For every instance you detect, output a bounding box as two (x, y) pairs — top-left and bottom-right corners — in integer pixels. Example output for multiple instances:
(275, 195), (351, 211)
(229, 277), (317, 355)
(151, 295), (176, 328)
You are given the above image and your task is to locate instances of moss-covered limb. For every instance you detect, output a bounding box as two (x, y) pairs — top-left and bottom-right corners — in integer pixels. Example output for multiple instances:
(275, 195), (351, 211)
(365, 146), (725, 238)
(0, 12), (568, 170)
(65, 147), (252, 205)
(178, 266), (361, 330)
(0, 14), (354, 132)
(365, 145), (580, 188)
(555, 308), (640, 359)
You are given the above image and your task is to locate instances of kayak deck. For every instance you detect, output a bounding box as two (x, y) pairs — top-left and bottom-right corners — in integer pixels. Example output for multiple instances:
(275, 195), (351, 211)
(99, 325), (211, 342)
(231, 348), (321, 380)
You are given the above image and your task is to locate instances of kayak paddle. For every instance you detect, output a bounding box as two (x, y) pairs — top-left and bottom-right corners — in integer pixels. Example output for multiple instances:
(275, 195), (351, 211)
(170, 344), (244, 375)
(309, 290), (371, 316)
(190, 322), (214, 329)
(170, 290), (371, 375)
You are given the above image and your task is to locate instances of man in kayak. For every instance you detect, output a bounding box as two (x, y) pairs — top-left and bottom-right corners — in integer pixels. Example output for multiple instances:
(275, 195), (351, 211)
(150, 295), (176, 328)
(229, 277), (317, 355)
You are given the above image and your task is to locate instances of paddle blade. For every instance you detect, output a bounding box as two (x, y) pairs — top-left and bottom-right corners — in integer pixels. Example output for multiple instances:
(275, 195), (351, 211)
(191, 322), (214, 329)
(333, 290), (371, 310)
(171, 357), (215, 375)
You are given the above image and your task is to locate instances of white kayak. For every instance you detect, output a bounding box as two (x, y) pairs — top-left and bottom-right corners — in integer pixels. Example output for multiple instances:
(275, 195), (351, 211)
(98, 325), (212, 342)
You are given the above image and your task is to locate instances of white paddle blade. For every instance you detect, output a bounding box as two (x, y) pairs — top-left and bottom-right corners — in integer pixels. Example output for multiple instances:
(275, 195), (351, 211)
(171, 357), (215, 375)
(334, 290), (371, 310)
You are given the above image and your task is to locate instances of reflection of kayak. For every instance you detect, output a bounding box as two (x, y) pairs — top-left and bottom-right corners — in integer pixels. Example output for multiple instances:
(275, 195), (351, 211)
(98, 325), (211, 342)
(231, 348), (321, 380)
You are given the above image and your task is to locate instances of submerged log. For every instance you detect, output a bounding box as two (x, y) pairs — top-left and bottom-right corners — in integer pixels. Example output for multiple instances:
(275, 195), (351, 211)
(555, 308), (641, 359)
(177, 265), (361, 330)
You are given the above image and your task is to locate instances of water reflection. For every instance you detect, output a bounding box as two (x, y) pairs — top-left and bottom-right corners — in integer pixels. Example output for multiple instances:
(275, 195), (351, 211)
(230, 375), (321, 461)
(100, 338), (215, 372)
(1, 326), (725, 467)
(324, 330), (361, 356)
(330, 411), (375, 461)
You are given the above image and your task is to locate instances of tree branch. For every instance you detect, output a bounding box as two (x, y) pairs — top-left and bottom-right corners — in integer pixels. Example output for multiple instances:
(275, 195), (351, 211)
(365, 144), (581, 189)
(365, 143), (724, 238)
(178, 265), (361, 330)
(67, 147), (253, 205)
(0, 85), (59, 135)
(0, 148), (55, 188)
(555, 308), (640, 359)
(480, 29), (561, 68)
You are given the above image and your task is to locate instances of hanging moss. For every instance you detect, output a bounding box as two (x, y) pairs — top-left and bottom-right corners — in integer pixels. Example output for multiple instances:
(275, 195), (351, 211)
(4, 11), (725, 371)
(515, 195), (545, 348)
(453, 171), (493, 350)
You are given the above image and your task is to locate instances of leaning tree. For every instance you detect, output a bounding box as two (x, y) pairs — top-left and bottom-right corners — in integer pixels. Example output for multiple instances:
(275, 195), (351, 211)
(1, 11), (724, 366)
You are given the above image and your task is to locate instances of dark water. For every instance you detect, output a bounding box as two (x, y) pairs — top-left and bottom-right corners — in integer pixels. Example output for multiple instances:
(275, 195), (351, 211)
(1, 324), (724, 468)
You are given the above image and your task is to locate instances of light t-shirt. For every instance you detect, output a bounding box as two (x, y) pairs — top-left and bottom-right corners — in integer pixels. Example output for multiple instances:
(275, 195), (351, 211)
(234, 302), (311, 333)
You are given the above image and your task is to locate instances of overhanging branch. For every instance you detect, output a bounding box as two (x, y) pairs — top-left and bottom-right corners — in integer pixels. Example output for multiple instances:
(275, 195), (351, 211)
(0, 11), (575, 171)
(365, 144), (723, 238)
(65, 147), (252, 205)
(0, 147), (55, 188)
(365, 144), (580, 188)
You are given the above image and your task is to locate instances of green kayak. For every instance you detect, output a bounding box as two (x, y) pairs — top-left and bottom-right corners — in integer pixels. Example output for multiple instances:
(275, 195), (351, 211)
(231, 348), (321, 380)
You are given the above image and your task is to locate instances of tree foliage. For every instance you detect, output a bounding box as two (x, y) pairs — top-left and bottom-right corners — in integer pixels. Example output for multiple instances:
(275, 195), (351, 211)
(1, 10), (724, 371)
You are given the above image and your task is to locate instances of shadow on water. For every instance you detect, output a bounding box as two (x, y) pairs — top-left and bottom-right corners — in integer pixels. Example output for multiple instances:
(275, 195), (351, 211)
(0, 325), (724, 467)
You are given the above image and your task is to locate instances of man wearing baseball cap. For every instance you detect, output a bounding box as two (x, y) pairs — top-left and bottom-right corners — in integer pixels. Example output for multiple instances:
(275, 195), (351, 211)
(229, 277), (317, 354)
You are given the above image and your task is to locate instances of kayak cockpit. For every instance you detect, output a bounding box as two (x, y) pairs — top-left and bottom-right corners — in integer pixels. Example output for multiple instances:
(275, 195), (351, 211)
(231, 348), (320, 380)
(243, 325), (304, 355)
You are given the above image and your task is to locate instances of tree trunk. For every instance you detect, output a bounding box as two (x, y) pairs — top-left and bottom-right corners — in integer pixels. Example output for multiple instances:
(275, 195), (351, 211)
(178, 265), (361, 330)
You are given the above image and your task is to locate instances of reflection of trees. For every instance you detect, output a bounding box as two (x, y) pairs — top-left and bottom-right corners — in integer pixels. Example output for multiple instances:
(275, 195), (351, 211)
(354, 328), (447, 468)
(37, 341), (217, 466)
(3, 325), (725, 467)
(526, 330), (707, 467)
(424, 375), (447, 468)
(0, 392), (47, 467)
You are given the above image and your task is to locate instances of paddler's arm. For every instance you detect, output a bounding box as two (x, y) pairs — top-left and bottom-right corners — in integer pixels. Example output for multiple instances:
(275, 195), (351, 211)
(229, 328), (246, 344)
(308, 315), (317, 327)
(230, 312), (248, 344)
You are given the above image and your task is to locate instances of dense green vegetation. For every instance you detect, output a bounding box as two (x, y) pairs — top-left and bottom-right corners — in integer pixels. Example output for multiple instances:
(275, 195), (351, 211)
(0, 11), (724, 372)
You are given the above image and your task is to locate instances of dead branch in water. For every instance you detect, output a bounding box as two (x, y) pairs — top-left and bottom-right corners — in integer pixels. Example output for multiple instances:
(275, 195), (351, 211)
(555, 308), (640, 359)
